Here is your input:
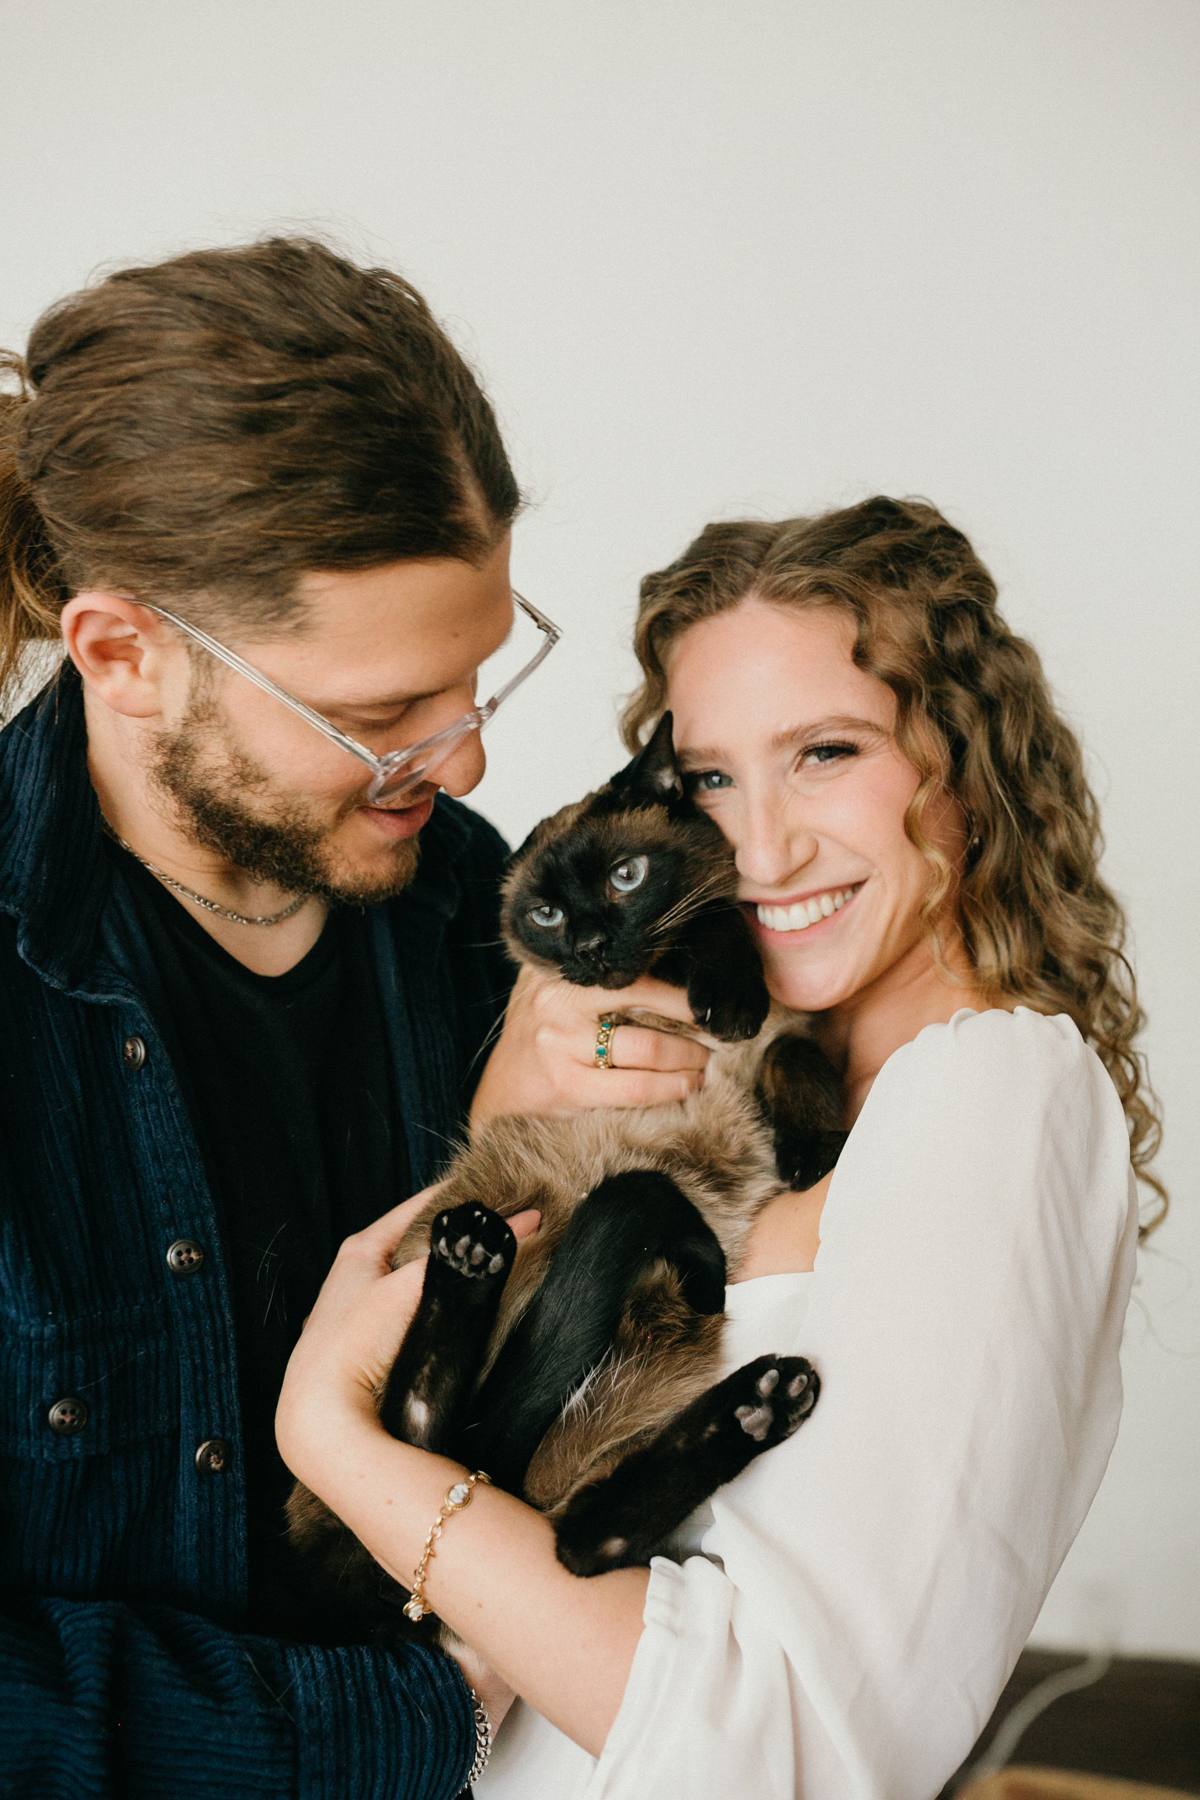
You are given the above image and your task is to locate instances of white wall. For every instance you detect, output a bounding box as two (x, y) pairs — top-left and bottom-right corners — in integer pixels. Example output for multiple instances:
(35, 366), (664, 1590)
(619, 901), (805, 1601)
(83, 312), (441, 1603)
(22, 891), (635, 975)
(3, 0), (1197, 1658)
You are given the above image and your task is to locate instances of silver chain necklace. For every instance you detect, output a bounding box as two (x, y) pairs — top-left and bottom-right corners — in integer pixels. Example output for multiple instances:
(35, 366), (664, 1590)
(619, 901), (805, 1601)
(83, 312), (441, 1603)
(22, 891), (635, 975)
(105, 825), (309, 927)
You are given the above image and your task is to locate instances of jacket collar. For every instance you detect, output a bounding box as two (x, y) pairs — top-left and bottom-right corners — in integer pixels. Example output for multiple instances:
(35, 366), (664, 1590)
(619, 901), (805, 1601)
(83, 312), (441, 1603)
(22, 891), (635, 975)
(0, 662), (468, 994)
(0, 665), (113, 995)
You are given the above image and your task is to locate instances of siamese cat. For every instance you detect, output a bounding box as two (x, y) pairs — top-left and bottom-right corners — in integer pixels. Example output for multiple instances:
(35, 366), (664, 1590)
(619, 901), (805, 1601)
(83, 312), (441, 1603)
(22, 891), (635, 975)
(287, 715), (844, 1640)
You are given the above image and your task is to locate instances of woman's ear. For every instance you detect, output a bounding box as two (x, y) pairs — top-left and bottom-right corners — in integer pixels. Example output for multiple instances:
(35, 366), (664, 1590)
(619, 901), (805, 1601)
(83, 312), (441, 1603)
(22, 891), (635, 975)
(61, 593), (183, 720)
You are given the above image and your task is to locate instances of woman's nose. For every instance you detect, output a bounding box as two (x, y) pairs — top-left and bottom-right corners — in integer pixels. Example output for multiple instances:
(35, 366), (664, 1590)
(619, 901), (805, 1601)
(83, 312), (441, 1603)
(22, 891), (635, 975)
(733, 791), (819, 891)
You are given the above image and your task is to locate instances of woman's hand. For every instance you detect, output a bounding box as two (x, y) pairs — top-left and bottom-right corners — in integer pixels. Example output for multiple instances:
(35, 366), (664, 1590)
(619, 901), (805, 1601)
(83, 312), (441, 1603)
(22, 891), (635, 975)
(471, 965), (711, 1127)
(276, 1186), (646, 1759)
(276, 1190), (540, 1738)
(275, 1190), (541, 1489)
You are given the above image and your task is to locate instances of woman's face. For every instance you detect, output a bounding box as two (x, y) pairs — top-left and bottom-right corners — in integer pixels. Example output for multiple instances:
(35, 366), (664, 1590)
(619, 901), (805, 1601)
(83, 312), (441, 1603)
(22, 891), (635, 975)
(666, 597), (965, 1015)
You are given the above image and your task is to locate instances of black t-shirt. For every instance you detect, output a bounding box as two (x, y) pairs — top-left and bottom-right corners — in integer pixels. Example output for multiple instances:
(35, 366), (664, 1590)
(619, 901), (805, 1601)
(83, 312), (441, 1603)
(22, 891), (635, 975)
(107, 841), (410, 1635)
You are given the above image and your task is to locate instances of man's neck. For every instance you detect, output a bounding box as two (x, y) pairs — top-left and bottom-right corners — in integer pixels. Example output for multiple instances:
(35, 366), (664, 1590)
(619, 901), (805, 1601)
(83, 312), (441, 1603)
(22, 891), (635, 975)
(85, 686), (328, 977)
(815, 933), (994, 1124)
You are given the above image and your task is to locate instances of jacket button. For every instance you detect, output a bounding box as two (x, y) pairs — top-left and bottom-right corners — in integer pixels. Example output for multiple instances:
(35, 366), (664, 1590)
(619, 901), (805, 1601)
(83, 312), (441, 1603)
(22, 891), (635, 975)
(166, 1238), (205, 1275)
(122, 1035), (148, 1070)
(47, 1397), (89, 1435)
(195, 1438), (231, 1475)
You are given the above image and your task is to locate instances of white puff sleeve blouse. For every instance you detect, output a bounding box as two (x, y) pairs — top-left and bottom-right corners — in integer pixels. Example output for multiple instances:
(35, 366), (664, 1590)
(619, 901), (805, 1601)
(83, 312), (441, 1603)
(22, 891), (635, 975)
(479, 1008), (1139, 1800)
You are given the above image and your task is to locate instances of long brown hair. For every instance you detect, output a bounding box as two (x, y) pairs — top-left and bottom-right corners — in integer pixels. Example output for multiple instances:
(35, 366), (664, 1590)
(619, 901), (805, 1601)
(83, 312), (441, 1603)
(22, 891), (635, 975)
(623, 497), (1166, 1234)
(0, 236), (520, 710)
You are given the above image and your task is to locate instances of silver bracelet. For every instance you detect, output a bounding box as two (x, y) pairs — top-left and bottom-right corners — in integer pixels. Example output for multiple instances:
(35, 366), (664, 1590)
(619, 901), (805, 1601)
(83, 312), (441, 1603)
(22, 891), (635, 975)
(467, 1686), (493, 1784)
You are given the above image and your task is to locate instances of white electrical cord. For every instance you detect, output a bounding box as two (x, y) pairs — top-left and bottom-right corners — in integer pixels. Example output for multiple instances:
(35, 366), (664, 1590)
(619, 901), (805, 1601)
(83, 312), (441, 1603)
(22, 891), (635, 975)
(954, 1652), (1113, 1788)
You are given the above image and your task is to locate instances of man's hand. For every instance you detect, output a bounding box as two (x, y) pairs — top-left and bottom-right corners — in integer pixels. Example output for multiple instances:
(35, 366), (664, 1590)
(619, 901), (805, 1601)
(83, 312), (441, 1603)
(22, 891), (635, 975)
(470, 966), (712, 1128)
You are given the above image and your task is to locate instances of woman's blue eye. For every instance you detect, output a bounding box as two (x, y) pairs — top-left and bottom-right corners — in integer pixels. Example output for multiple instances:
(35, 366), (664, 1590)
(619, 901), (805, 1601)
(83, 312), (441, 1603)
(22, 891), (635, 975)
(694, 771), (733, 791)
(609, 855), (649, 894)
(530, 904), (564, 928)
(803, 741), (857, 766)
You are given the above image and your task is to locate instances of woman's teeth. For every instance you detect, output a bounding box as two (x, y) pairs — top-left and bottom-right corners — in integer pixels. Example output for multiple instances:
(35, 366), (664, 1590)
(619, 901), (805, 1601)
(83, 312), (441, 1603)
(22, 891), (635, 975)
(755, 888), (857, 932)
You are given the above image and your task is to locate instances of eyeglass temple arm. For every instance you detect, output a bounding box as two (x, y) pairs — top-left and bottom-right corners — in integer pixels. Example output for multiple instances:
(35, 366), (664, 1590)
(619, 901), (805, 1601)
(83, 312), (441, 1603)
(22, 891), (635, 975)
(482, 593), (560, 714)
(142, 590), (560, 763)
(140, 604), (385, 770)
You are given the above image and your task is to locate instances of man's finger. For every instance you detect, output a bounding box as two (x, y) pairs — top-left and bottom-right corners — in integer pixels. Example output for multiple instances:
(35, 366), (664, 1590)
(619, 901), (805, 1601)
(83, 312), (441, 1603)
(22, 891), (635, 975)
(590, 974), (703, 1021)
(607, 1025), (709, 1073)
(578, 1067), (703, 1109)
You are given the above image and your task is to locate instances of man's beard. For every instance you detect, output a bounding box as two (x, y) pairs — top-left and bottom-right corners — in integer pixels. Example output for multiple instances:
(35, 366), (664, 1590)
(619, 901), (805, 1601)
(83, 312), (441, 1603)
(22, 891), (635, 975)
(148, 697), (421, 908)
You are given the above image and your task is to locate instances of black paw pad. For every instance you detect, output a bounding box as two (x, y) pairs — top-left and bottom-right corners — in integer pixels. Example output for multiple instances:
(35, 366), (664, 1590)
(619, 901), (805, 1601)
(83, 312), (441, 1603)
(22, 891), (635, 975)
(730, 1354), (819, 1446)
(430, 1204), (516, 1281)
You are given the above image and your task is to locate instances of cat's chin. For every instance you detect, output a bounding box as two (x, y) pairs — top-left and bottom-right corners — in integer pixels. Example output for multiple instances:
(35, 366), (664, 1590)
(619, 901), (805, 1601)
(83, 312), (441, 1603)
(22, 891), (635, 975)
(560, 963), (651, 991)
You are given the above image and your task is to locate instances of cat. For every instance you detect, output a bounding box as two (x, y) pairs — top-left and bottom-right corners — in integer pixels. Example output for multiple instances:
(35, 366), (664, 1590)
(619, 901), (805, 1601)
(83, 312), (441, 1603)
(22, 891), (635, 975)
(287, 714), (845, 1639)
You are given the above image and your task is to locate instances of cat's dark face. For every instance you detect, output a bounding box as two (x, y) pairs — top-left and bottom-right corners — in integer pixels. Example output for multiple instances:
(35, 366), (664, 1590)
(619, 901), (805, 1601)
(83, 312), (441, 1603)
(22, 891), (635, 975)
(501, 714), (737, 989)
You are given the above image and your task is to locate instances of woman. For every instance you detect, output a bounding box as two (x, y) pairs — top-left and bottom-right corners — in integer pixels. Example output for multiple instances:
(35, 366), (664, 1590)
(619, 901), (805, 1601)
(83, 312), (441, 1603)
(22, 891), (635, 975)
(277, 496), (1160, 1798)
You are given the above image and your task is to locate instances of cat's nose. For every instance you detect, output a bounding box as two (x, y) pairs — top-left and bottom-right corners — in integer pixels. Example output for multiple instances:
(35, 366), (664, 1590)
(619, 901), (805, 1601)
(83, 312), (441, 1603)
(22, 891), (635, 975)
(575, 932), (607, 958)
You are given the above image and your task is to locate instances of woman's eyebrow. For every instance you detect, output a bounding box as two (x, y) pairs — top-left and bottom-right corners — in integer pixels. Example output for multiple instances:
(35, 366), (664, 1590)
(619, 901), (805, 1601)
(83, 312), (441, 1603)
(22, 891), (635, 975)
(768, 714), (888, 750)
(677, 715), (887, 766)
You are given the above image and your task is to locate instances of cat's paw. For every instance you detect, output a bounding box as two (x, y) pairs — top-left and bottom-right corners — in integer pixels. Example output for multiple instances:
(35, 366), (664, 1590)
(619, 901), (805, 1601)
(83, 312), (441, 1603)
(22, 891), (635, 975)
(429, 1204), (516, 1282)
(775, 1127), (849, 1191)
(726, 1354), (819, 1445)
(686, 964), (770, 1042)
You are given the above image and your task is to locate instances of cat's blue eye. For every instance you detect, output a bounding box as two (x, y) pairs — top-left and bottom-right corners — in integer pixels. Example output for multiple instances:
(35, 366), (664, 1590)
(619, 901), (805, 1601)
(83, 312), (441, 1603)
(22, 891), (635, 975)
(529, 904), (564, 928)
(609, 855), (649, 894)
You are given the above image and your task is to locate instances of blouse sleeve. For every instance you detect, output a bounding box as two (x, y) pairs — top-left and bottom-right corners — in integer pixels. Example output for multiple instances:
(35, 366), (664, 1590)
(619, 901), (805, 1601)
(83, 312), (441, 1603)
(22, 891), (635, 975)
(586, 1008), (1139, 1800)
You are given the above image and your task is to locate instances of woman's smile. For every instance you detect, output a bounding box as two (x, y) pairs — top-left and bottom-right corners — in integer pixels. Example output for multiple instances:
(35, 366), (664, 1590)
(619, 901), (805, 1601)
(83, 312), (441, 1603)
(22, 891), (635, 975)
(748, 881), (865, 935)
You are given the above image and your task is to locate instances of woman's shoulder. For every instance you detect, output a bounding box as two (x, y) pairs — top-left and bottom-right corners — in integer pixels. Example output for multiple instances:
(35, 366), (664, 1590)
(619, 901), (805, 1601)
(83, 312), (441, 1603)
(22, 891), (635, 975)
(837, 1006), (1132, 1243)
(879, 1004), (1113, 1114)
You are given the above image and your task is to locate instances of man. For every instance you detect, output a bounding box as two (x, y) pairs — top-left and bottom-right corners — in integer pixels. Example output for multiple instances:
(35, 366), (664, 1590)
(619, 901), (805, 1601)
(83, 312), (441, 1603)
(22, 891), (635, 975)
(0, 238), (543, 1797)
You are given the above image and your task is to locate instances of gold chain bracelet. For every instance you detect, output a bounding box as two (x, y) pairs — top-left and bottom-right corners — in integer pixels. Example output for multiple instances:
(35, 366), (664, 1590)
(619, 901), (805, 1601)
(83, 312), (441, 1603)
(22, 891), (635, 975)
(402, 1470), (491, 1623)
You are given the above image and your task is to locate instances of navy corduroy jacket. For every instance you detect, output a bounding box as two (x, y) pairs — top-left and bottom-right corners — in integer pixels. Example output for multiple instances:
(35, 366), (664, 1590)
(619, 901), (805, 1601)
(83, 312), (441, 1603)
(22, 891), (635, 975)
(0, 671), (515, 1799)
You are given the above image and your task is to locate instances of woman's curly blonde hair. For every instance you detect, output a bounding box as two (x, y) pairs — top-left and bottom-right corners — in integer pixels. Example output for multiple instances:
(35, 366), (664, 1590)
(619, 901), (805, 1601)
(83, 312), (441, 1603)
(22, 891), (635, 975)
(622, 496), (1165, 1235)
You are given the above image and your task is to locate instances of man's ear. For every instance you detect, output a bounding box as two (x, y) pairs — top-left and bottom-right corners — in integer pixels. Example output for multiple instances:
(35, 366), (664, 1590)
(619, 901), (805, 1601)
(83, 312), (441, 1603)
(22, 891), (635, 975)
(610, 712), (684, 807)
(61, 593), (180, 719)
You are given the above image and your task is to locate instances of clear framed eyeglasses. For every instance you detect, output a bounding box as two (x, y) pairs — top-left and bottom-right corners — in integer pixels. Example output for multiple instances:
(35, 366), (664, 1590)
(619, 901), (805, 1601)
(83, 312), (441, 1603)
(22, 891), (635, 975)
(142, 592), (560, 806)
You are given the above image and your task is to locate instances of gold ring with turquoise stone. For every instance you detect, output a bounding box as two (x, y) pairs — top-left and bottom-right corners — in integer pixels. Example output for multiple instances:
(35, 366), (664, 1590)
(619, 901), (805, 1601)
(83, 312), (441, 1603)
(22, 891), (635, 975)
(593, 1015), (616, 1070)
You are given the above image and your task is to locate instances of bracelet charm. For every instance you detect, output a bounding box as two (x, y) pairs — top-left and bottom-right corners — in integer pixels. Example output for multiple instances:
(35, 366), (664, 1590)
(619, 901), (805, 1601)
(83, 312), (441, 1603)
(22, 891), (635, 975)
(403, 1470), (491, 1623)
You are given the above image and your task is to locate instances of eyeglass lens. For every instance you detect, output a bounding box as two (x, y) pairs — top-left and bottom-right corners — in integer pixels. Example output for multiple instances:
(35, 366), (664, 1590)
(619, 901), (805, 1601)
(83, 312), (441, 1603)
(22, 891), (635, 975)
(367, 601), (551, 805)
(367, 719), (478, 805)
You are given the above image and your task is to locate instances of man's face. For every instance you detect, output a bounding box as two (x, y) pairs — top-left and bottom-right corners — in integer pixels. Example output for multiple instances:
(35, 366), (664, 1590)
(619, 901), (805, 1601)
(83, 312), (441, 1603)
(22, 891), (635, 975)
(150, 537), (514, 905)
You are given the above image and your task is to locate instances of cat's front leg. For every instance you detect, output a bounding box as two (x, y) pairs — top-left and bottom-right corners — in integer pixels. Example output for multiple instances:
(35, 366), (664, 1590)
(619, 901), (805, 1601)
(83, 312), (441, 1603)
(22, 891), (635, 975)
(552, 1354), (819, 1576)
(377, 1203), (517, 1453)
(655, 903), (770, 1042)
(756, 1029), (848, 1189)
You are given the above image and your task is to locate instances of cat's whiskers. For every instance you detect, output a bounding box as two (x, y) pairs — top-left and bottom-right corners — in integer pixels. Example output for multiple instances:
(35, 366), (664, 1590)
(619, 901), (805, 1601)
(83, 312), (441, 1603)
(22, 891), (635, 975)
(648, 871), (734, 939)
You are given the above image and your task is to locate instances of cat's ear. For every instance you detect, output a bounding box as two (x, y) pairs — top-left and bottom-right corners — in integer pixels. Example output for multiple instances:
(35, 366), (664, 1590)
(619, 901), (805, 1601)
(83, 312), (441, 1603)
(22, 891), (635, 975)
(612, 712), (684, 807)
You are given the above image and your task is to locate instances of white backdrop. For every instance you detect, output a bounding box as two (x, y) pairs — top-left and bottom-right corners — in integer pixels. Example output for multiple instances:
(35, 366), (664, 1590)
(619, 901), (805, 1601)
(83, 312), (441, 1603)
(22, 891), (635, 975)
(2, 0), (1197, 1658)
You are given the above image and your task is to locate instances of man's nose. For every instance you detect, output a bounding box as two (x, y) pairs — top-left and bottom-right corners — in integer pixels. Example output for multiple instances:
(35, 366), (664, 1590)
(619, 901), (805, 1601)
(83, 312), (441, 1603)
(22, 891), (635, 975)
(435, 722), (486, 798)
(414, 680), (486, 798)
